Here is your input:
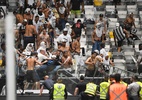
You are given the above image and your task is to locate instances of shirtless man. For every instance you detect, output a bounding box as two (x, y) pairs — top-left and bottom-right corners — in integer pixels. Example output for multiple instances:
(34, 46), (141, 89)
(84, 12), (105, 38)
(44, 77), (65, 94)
(58, 40), (70, 52)
(92, 23), (104, 52)
(85, 51), (98, 77)
(71, 36), (80, 55)
(61, 50), (73, 69)
(24, 8), (33, 21)
(24, 52), (42, 90)
(13, 11), (24, 24)
(39, 29), (50, 48)
(24, 19), (38, 49)
(42, 3), (50, 20)
(56, 2), (67, 30)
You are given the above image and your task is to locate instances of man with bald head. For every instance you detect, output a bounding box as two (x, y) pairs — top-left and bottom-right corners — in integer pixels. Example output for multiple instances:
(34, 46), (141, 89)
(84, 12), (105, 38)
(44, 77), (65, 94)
(39, 75), (54, 96)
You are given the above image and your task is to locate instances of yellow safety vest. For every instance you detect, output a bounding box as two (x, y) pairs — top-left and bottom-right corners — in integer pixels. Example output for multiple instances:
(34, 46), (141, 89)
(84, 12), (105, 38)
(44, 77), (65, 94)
(94, 0), (103, 6)
(136, 81), (142, 100)
(120, 81), (127, 86)
(85, 83), (97, 96)
(53, 83), (65, 99)
(100, 82), (110, 99)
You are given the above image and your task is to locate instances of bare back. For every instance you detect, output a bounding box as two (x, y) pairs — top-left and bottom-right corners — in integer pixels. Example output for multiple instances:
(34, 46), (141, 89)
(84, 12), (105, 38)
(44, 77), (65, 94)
(26, 57), (36, 70)
(24, 25), (37, 37)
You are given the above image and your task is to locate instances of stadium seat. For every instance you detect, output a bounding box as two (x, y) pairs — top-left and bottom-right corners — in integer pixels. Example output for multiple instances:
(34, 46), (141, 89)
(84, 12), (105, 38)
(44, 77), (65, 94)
(116, 5), (126, 10)
(106, 5), (115, 12)
(117, 11), (127, 19)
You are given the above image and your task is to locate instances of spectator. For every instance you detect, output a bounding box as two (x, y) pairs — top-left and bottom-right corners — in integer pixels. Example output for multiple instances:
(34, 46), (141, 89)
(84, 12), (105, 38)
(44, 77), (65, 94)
(13, 11), (24, 24)
(39, 75), (54, 96)
(56, 1), (67, 31)
(85, 50), (99, 77)
(24, 8), (33, 21)
(33, 15), (42, 33)
(92, 23), (104, 52)
(113, 23), (128, 52)
(95, 14), (107, 36)
(69, 0), (84, 18)
(65, 23), (73, 35)
(24, 52), (41, 90)
(39, 29), (50, 48)
(102, 53), (114, 74)
(24, 19), (38, 49)
(57, 28), (72, 47)
(72, 19), (86, 40)
(70, 36), (81, 55)
(61, 50), (73, 69)
(124, 12), (136, 45)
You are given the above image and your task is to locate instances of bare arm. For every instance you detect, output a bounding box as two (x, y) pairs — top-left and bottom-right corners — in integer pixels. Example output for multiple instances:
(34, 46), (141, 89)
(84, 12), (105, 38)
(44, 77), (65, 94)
(91, 31), (95, 43)
(74, 87), (78, 96)
(85, 57), (93, 65)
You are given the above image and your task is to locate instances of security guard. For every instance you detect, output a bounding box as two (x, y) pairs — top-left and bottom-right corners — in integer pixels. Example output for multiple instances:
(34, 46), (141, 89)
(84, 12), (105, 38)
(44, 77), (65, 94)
(99, 75), (109, 100)
(108, 74), (116, 85)
(81, 80), (97, 100)
(107, 73), (128, 100)
(50, 78), (67, 100)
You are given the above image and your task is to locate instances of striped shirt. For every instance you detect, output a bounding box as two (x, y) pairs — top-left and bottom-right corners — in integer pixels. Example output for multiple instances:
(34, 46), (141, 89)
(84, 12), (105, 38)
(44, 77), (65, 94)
(113, 26), (125, 41)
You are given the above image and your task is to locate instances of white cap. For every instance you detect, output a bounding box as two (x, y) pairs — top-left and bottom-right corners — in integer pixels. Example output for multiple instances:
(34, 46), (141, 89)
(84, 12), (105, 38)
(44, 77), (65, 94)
(94, 50), (99, 54)
(116, 23), (120, 27)
(63, 28), (68, 32)
(65, 23), (70, 26)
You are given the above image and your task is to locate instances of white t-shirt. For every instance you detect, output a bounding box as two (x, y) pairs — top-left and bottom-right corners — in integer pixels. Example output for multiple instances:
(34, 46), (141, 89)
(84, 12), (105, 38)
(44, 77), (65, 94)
(57, 34), (72, 46)
(100, 48), (107, 57)
(33, 20), (42, 33)
(37, 53), (48, 63)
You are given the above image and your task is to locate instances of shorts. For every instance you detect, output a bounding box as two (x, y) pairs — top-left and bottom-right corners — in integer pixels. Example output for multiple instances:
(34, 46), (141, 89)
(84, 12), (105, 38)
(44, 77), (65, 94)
(117, 40), (123, 47)
(23, 36), (35, 49)
(71, 10), (81, 15)
(26, 70), (40, 82)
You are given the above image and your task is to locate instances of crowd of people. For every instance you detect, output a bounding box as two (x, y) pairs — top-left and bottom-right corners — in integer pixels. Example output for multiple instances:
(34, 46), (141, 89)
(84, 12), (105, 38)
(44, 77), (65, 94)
(0, 0), (142, 98)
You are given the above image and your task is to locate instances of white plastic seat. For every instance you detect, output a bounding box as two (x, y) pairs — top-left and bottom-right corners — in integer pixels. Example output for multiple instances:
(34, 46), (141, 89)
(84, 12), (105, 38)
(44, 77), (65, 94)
(108, 18), (118, 22)
(106, 5), (115, 12)
(116, 5), (126, 10)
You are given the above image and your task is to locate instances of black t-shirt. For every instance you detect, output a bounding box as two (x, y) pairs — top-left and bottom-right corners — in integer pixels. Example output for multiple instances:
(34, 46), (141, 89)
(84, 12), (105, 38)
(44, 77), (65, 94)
(71, 0), (83, 10)
(76, 81), (86, 95)
(72, 23), (84, 38)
